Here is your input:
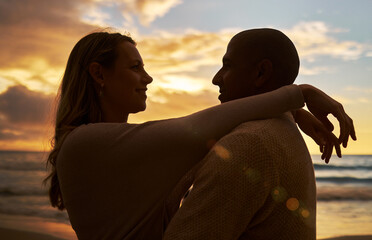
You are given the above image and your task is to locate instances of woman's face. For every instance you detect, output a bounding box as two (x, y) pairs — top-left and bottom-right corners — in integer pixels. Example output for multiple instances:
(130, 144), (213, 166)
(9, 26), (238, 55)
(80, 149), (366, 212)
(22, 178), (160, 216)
(102, 41), (153, 115)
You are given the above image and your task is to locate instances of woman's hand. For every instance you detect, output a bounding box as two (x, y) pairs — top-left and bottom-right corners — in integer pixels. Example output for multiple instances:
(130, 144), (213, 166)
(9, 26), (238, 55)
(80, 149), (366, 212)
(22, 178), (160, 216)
(293, 109), (341, 163)
(299, 84), (356, 148)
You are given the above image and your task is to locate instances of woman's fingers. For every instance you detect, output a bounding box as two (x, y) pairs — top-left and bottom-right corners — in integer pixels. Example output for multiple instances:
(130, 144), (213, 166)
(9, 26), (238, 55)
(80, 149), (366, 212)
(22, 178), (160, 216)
(319, 115), (334, 132)
(298, 84), (356, 159)
(321, 144), (332, 163)
(332, 104), (356, 148)
(318, 127), (341, 163)
(350, 119), (357, 141)
(335, 143), (342, 158)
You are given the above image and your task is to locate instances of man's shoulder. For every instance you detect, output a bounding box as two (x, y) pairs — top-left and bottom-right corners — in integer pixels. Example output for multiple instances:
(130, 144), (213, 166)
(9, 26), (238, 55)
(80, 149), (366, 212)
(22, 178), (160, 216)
(216, 113), (304, 155)
(232, 113), (297, 136)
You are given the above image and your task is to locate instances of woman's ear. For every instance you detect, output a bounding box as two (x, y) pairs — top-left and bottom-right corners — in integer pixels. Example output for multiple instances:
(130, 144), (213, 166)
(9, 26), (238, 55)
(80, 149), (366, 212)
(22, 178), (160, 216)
(255, 59), (273, 88)
(89, 62), (104, 85)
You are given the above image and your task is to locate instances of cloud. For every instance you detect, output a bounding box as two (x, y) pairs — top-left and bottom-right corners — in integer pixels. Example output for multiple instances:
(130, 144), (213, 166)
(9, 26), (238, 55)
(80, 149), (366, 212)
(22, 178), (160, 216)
(129, 88), (219, 123)
(331, 95), (370, 105)
(91, 0), (182, 26)
(138, 29), (234, 73)
(0, 85), (54, 124)
(0, 0), (106, 94)
(345, 86), (372, 94)
(0, 85), (55, 143)
(133, 0), (183, 26)
(0, 0), (96, 68)
(299, 66), (331, 76)
(285, 21), (370, 61)
(120, 0), (183, 26)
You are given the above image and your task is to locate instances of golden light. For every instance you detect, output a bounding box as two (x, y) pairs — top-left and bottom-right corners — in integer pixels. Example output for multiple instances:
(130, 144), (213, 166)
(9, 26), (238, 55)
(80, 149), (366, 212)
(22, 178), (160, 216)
(271, 186), (288, 202)
(157, 75), (207, 93)
(286, 197), (300, 211)
(301, 208), (310, 218)
(213, 144), (230, 160)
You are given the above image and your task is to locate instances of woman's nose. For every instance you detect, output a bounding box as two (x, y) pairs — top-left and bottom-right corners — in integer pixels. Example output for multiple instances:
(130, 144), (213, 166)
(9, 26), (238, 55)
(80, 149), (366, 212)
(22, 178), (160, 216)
(143, 70), (153, 84)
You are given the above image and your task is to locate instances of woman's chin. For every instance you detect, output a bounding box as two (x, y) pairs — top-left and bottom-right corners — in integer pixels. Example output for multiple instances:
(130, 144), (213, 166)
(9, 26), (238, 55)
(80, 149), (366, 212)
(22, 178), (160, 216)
(130, 104), (147, 114)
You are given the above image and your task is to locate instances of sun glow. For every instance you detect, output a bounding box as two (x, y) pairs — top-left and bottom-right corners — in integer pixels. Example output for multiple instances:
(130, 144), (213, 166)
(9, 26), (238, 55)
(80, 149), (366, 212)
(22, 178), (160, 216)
(156, 75), (208, 93)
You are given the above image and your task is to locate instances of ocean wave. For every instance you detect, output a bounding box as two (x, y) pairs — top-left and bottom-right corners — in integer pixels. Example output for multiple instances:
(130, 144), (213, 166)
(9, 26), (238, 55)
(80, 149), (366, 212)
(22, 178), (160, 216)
(0, 188), (47, 196)
(0, 195), (70, 222)
(314, 164), (372, 171)
(0, 164), (46, 171)
(317, 186), (372, 201)
(316, 176), (372, 184)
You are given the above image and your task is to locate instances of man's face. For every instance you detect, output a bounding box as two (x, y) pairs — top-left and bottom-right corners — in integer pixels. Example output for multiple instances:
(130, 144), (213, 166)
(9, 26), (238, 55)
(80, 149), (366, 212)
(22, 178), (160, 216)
(212, 41), (259, 103)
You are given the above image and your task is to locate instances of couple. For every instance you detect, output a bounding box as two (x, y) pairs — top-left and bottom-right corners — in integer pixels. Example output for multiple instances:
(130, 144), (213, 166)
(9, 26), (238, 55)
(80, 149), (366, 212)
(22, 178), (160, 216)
(46, 28), (355, 240)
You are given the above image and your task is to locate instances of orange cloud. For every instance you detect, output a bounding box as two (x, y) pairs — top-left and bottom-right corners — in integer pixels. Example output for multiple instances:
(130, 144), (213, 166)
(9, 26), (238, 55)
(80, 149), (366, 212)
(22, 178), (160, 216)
(137, 30), (233, 74)
(0, 0), (96, 69)
(129, 88), (219, 123)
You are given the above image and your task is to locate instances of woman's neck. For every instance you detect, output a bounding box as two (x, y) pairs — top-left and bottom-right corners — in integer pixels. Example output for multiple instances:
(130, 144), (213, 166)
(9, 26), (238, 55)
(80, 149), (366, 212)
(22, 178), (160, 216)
(102, 113), (128, 123)
(100, 105), (129, 123)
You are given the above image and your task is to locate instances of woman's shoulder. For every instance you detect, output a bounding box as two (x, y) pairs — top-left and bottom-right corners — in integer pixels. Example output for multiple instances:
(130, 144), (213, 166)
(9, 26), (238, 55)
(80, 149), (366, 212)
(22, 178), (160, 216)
(60, 123), (132, 153)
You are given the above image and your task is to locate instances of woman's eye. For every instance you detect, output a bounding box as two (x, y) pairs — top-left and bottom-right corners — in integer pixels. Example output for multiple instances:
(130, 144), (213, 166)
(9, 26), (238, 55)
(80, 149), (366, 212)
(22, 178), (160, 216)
(131, 64), (143, 71)
(131, 64), (140, 69)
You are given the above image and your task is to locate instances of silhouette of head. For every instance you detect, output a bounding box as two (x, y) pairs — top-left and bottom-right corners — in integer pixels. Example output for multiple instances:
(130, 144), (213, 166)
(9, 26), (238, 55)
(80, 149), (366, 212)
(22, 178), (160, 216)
(47, 32), (151, 210)
(213, 28), (300, 103)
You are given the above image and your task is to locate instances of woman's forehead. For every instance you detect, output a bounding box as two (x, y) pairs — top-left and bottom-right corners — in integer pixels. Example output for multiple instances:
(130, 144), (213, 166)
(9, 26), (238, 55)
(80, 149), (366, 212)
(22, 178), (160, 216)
(116, 41), (142, 62)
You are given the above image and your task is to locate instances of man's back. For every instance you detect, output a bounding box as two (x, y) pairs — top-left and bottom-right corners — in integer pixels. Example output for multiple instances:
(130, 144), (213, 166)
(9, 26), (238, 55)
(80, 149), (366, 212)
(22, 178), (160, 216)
(164, 113), (316, 240)
(236, 113), (316, 239)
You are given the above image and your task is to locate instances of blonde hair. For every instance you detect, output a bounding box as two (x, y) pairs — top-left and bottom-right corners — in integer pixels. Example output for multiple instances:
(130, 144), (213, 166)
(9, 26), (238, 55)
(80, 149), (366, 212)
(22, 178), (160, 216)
(44, 32), (136, 210)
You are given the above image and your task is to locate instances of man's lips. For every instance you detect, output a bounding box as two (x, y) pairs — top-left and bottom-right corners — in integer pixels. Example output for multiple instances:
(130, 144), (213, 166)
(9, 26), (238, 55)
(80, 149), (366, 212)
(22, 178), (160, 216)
(218, 91), (224, 100)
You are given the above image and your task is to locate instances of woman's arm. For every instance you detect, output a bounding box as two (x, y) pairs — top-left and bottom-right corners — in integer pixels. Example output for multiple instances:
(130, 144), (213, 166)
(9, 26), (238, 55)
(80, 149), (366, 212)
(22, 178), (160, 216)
(299, 84), (356, 147)
(180, 84), (355, 154)
(293, 108), (341, 163)
(180, 84), (304, 148)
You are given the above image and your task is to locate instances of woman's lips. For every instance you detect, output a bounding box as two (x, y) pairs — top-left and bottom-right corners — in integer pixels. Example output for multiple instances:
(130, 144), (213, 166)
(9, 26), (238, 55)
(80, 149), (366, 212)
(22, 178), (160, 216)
(136, 88), (148, 97)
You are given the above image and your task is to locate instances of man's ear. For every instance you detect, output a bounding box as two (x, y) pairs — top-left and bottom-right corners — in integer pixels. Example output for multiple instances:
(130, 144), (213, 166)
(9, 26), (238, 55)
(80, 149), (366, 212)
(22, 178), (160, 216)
(255, 59), (273, 88)
(89, 62), (104, 85)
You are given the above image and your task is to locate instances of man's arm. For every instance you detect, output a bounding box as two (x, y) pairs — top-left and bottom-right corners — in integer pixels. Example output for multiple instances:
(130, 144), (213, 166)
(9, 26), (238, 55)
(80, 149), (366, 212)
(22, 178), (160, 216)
(163, 129), (278, 240)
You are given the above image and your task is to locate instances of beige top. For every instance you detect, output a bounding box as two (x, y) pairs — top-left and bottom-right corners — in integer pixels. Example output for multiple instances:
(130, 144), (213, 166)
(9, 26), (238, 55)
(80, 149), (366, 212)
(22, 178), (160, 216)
(56, 85), (304, 240)
(164, 114), (316, 240)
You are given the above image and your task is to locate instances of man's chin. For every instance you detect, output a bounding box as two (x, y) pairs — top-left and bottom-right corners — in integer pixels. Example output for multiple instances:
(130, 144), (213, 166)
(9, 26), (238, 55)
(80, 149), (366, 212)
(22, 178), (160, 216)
(218, 94), (229, 103)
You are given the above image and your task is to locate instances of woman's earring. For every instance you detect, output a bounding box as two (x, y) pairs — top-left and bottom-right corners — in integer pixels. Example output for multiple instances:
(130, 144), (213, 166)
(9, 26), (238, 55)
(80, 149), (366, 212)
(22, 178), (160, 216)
(99, 83), (104, 97)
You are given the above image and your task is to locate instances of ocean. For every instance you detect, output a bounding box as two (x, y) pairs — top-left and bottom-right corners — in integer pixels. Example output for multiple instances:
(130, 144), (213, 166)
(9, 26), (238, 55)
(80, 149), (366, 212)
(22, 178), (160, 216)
(0, 151), (371, 239)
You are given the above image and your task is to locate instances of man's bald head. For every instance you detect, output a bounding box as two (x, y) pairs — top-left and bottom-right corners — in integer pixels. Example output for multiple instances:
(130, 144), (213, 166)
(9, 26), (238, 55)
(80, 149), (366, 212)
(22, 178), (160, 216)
(229, 28), (300, 87)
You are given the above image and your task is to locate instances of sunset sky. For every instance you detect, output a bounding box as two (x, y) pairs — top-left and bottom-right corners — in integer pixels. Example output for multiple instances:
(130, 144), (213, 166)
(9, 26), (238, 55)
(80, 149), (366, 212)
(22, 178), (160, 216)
(0, 0), (370, 154)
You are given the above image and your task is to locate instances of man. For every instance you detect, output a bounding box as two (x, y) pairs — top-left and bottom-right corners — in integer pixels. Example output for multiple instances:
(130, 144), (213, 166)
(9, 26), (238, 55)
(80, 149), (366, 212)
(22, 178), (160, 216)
(163, 28), (317, 239)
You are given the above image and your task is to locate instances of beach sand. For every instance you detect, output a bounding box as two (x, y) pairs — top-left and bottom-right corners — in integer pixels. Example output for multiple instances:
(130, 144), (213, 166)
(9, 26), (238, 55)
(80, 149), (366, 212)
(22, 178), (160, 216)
(0, 227), (371, 240)
(320, 236), (372, 240)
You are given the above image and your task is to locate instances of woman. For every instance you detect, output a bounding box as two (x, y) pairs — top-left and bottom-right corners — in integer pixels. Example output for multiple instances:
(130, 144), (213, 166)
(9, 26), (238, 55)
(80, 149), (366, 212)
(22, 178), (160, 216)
(45, 32), (355, 239)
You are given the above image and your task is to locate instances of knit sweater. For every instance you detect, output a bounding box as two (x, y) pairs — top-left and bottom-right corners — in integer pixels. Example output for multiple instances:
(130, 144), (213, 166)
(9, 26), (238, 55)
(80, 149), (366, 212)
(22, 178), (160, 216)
(56, 85), (305, 240)
(164, 113), (316, 240)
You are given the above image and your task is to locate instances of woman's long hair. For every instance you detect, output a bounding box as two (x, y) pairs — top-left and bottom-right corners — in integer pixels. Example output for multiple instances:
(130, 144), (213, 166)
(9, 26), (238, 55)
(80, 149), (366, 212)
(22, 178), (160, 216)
(44, 32), (136, 210)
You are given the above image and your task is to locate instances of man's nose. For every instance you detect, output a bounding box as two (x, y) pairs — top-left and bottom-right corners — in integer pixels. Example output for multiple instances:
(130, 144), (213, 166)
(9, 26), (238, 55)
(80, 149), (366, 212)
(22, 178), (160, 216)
(212, 69), (222, 85)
